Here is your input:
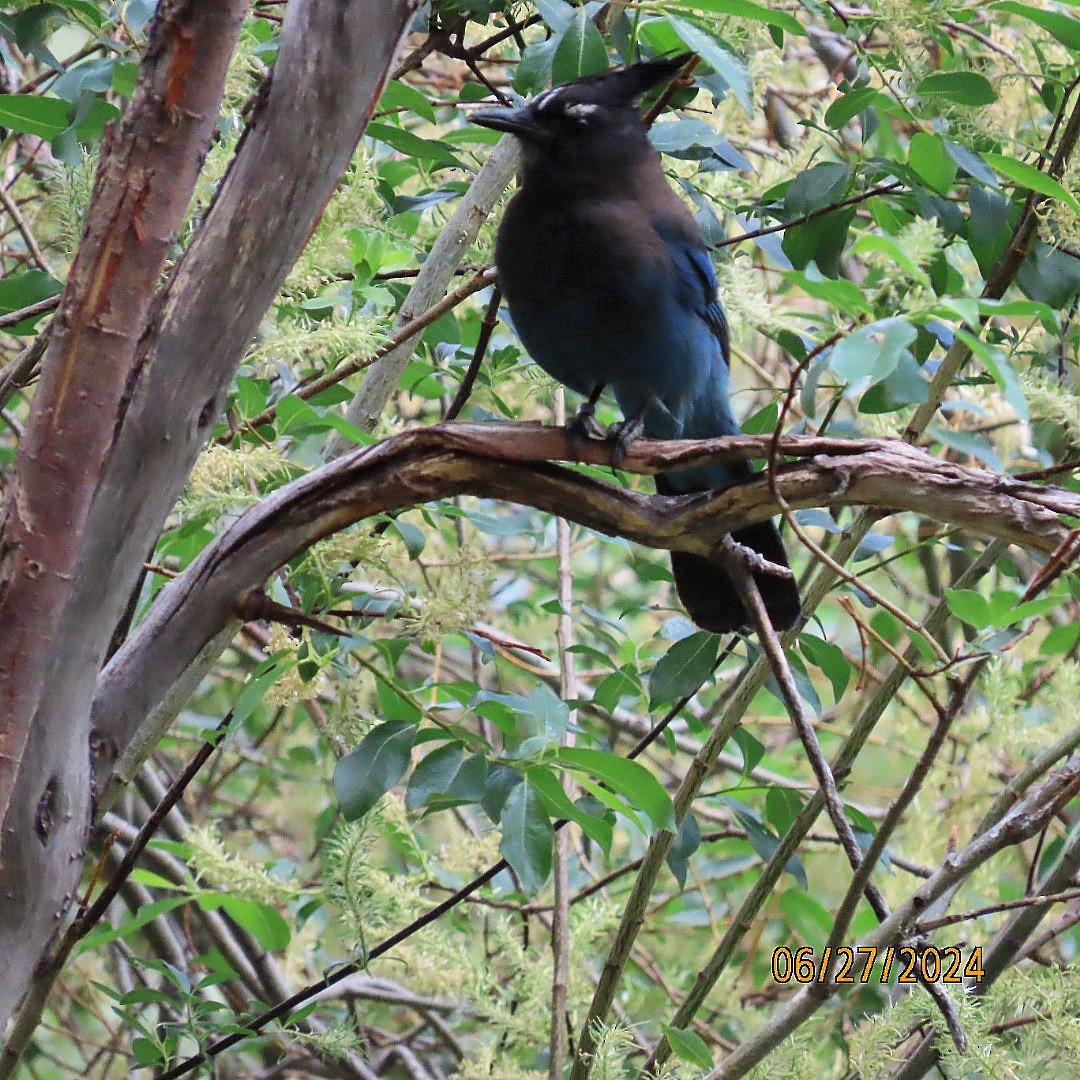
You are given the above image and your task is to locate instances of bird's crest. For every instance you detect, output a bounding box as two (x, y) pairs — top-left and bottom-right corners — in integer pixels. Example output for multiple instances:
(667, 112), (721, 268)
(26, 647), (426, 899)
(531, 54), (691, 114)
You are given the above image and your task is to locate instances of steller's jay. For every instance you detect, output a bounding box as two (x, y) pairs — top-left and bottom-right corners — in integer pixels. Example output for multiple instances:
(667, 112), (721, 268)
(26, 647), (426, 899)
(472, 56), (800, 633)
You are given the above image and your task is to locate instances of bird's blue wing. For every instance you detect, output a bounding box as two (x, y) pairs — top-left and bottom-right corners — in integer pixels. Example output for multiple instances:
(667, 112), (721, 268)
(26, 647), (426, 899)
(653, 221), (730, 366)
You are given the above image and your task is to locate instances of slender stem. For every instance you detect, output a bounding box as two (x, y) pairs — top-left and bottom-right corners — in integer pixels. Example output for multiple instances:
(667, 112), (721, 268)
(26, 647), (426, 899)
(236, 268), (497, 436)
(549, 387), (576, 1080)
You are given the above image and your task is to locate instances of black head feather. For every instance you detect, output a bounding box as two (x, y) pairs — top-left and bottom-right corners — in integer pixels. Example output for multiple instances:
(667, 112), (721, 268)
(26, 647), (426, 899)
(472, 55), (693, 185)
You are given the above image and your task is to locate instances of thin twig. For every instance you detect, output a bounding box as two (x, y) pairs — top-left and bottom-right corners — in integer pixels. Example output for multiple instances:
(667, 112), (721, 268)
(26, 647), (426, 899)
(235, 268), (497, 436)
(716, 182), (904, 250)
(0, 332), (49, 410)
(549, 387), (575, 1080)
(445, 284), (501, 420)
(0, 181), (51, 273)
(914, 887), (1080, 934)
(0, 293), (59, 330)
(71, 713), (234, 941)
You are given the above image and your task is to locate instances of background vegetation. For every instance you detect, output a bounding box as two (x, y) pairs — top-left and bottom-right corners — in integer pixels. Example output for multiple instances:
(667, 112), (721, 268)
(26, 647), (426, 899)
(0, 1), (1078, 1078)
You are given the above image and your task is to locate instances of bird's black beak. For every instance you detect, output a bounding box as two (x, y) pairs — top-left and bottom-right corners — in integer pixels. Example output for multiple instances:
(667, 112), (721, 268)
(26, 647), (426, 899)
(471, 106), (545, 142)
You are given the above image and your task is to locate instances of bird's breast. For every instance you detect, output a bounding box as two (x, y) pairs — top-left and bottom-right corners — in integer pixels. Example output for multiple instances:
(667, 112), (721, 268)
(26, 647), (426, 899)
(495, 196), (717, 402)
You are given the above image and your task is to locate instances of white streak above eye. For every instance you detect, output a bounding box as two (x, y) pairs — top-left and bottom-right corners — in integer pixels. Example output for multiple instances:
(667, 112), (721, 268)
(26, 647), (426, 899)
(565, 102), (599, 120)
(534, 88), (562, 112)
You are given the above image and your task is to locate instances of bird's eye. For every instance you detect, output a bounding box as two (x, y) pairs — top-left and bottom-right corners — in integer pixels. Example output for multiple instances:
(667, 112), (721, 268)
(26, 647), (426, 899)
(564, 102), (599, 124)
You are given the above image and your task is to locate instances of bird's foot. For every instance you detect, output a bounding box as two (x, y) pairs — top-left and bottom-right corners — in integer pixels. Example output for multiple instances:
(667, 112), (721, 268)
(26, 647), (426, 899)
(565, 399), (608, 456)
(609, 415), (645, 468)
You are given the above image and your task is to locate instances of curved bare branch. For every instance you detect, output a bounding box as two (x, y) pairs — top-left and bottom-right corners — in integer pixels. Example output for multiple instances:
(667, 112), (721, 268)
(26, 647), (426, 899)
(93, 422), (1078, 792)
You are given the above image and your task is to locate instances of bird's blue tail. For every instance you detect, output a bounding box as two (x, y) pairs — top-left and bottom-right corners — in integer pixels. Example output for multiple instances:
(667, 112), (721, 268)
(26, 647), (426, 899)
(656, 468), (800, 633)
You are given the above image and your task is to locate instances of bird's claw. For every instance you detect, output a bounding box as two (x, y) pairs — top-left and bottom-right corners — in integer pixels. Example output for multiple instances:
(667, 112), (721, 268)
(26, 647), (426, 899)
(566, 402), (609, 455)
(609, 415), (645, 468)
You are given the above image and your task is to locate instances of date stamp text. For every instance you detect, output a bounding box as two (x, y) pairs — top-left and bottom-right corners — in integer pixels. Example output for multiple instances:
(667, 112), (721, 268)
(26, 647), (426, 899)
(771, 945), (984, 984)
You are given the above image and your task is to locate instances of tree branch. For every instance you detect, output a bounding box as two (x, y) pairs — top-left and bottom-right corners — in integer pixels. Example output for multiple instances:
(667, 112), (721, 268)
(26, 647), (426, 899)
(93, 424), (1079, 796)
(706, 755), (1080, 1080)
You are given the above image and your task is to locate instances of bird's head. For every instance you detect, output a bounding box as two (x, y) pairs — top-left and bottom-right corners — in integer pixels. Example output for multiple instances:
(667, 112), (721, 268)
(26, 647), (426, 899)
(471, 55), (692, 188)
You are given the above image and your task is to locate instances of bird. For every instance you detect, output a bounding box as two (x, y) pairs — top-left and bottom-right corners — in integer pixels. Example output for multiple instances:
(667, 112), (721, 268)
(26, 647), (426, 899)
(472, 56), (800, 633)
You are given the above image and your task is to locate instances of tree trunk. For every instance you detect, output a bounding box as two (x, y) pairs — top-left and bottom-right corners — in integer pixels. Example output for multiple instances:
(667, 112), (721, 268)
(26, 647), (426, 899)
(0, 0), (417, 1038)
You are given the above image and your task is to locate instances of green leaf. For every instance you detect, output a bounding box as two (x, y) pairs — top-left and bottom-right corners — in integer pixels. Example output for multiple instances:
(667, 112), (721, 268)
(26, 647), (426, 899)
(593, 666), (641, 713)
(0, 93), (70, 138)
(118, 987), (175, 1006)
(234, 655), (297, 723)
(742, 401), (779, 435)
(782, 207), (855, 276)
(977, 298), (1057, 327)
(481, 763), (522, 823)
(929, 424), (1001, 471)
(1017, 240), (1080, 306)
(666, 811), (701, 888)
(828, 318), (917, 389)
(785, 162), (853, 216)
(844, 803), (878, 836)
(523, 684), (571, 741)
(379, 79), (436, 123)
(850, 234), (930, 286)
(908, 131), (958, 195)
(376, 679), (422, 724)
(573, 774), (646, 832)
(725, 798), (806, 888)
(824, 88), (889, 129)
(7, 5), (66, 70)
(786, 265), (872, 317)
(779, 888), (832, 949)
(132, 1038), (164, 1068)
(945, 588), (993, 628)
(799, 634), (851, 703)
(0, 269), (62, 328)
(551, 7), (608, 83)
(765, 787), (803, 837)
(526, 767), (613, 853)
(969, 336), (1028, 422)
(558, 747), (676, 832)
(665, 16), (752, 113)
(649, 117), (752, 169)
(668, 0), (805, 36)
(334, 720), (417, 820)
(731, 726), (765, 777)
(663, 1025), (714, 1068)
(944, 140), (998, 187)
(994, 2), (1080, 51)
(387, 517), (425, 560)
(211, 896), (291, 951)
(990, 589), (1063, 627)
(536, 0), (575, 33)
(915, 71), (997, 106)
(499, 781), (554, 894)
(982, 152), (1080, 214)
(406, 743), (487, 811)
(649, 631), (719, 707)
(112, 60), (138, 97)
(1044, 623), (1080, 655)
(76, 896), (192, 953)
(514, 37), (557, 95)
(366, 122), (465, 169)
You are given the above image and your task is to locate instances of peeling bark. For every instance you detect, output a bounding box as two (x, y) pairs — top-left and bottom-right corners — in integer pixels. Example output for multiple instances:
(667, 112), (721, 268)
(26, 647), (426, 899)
(0, 0), (418, 1039)
(0, 0), (247, 839)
